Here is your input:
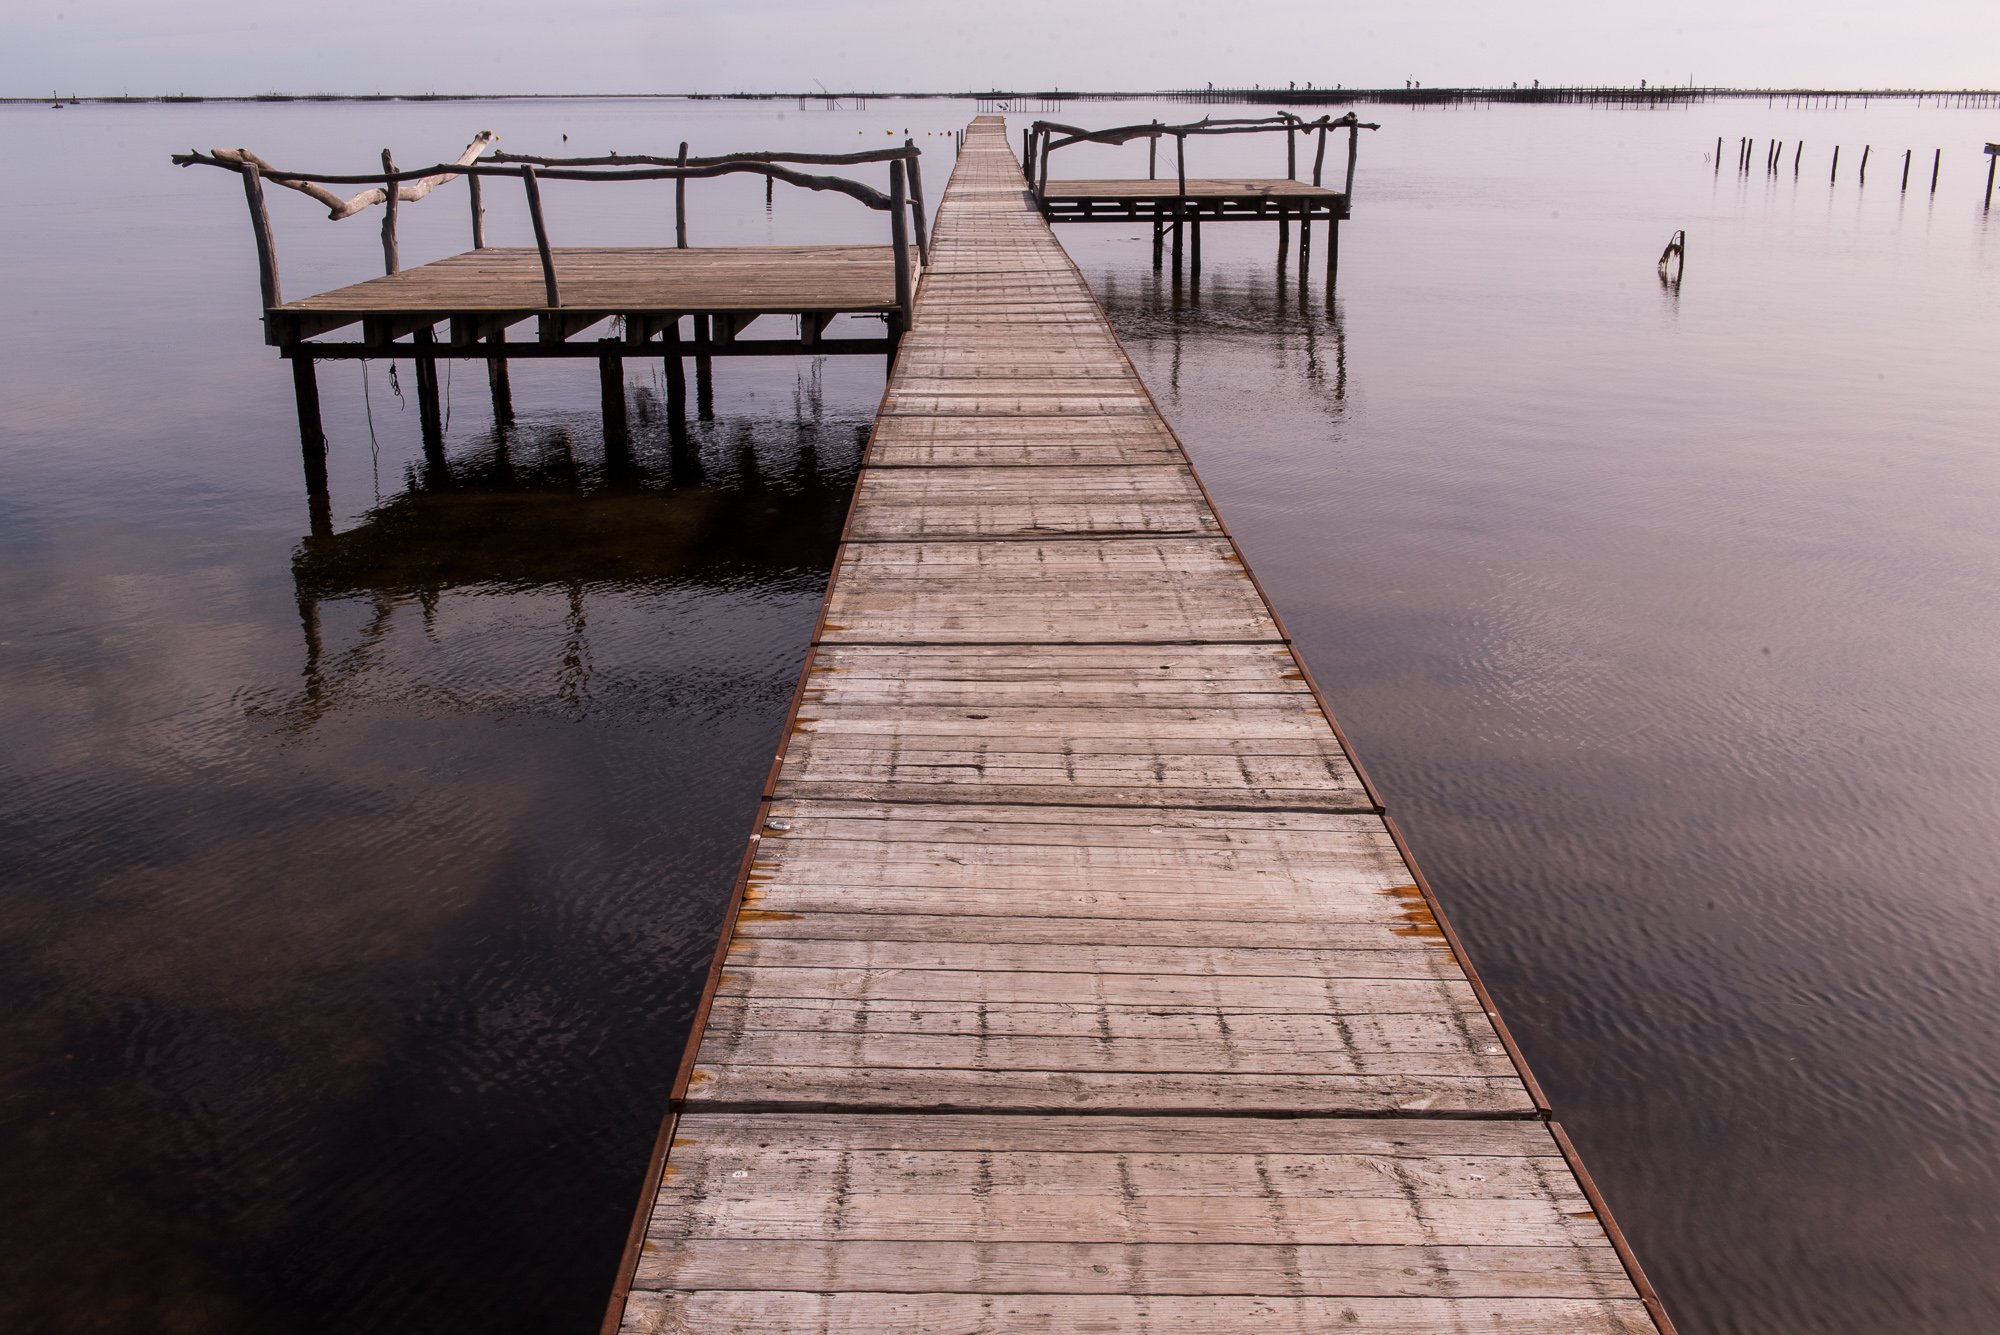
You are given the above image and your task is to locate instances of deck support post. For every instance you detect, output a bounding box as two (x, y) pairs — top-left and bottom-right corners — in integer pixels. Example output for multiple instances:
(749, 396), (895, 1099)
(1152, 219), (1164, 269)
(413, 328), (444, 466)
(1299, 207), (1311, 274)
(1278, 205), (1290, 259)
(663, 317), (688, 420)
(486, 334), (513, 426)
(600, 352), (630, 454)
(292, 357), (331, 539)
(693, 315), (715, 420)
(1327, 216), (1341, 293)
(1190, 215), (1201, 271)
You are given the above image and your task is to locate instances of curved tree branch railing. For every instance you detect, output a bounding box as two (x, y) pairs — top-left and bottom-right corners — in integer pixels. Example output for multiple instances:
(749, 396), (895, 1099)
(1023, 112), (1380, 201)
(173, 135), (929, 319)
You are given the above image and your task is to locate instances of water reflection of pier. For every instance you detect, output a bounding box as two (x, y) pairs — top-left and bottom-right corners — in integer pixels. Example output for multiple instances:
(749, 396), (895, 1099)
(285, 401), (863, 727)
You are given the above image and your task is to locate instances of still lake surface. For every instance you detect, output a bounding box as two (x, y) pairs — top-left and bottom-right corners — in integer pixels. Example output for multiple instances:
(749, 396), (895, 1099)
(2, 94), (1997, 1333)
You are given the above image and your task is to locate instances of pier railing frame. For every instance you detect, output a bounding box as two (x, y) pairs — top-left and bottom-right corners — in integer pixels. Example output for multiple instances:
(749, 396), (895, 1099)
(173, 139), (929, 346)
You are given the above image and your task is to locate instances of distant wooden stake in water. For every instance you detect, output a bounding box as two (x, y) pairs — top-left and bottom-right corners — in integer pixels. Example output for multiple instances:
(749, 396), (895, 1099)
(1657, 229), (1685, 281)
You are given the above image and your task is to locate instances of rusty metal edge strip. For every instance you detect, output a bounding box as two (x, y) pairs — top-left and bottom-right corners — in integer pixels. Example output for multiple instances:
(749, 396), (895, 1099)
(603, 137), (962, 1324)
(1550, 1120), (1680, 1334)
(595, 1108), (678, 1335)
(1023, 134), (1558, 1118)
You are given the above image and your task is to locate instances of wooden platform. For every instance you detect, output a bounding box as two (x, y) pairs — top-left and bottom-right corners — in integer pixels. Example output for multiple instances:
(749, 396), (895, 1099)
(604, 117), (1672, 1334)
(1039, 177), (1347, 223)
(269, 244), (915, 351)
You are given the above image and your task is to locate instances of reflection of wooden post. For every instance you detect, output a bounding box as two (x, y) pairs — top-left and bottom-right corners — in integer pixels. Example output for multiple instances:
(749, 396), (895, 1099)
(292, 357), (331, 538)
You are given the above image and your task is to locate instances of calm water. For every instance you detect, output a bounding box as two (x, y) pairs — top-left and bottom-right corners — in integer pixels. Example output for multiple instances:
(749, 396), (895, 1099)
(3, 95), (1997, 1333)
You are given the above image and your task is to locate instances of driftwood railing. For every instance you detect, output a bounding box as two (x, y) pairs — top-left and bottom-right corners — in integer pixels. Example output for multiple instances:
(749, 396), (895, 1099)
(171, 136), (929, 323)
(1024, 112), (1379, 202)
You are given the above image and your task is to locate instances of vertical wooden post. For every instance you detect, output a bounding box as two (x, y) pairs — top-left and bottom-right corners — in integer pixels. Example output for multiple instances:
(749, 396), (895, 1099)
(468, 170), (486, 248)
(1278, 204), (1290, 260)
(486, 333), (512, 426)
(1190, 214), (1201, 270)
(905, 140), (929, 265)
(413, 329), (444, 460)
(1987, 147), (1998, 205)
(381, 150), (400, 274)
(600, 352), (629, 452)
(1931, 149), (1941, 192)
(1152, 218), (1164, 269)
(1021, 127), (1032, 181)
(1312, 124), (1328, 185)
(1327, 216), (1340, 293)
(1795, 141), (1804, 176)
(1830, 145), (1839, 183)
(1714, 135), (1723, 173)
(1859, 144), (1870, 184)
(292, 356), (330, 538)
(1344, 123), (1359, 200)
(694, 314), (714, 420)
(521, 166), (560, 307)
(1286, 125), (1297, 180)
(238, 161), (282, 333)
(1148, 123), (1158, 179)
(675, 142), (689, 247)
(1035, 130), (1051, 201)
(663, 316), (687, 420)
(1299, 204), (1310, 272)
(1902, 149), (1912, 191)
(888, 158), (912, 352)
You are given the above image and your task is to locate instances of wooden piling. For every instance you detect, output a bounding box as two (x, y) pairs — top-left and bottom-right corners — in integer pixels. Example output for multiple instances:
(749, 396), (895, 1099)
(889, 159), (913, 347)
(521, 165), (560, 307)
(468, 171), (485, 249)
(1987, 146), (1998, 205)
(381, 150), (400, 274)
(1795, 140), (1804, 176)
(1328, 215), (1340, 292)
(905, 140), (929, 265)
(694, 314), (714, 420)
(599, 352), (629, 451)
(663, 318), (687, 419)
(237, 161), (282, 325)
(675, 142), (689, 247)
(1830, 145), (1840, 183)
(292, 357), (330, 536)
(1859, 145), (1870, 184)
(1902, 149), (1912, 190)
(412, 329), (444, 456)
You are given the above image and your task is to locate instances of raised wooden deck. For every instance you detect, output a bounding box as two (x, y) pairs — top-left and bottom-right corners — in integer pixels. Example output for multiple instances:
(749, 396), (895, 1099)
(271, 244), (915, 352)
(603, 117), (1672, 1334)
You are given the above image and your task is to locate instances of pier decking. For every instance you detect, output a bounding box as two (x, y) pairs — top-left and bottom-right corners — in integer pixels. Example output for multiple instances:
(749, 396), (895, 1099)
(602, 117), (1672, 1334)
(271, 244), (909, 351)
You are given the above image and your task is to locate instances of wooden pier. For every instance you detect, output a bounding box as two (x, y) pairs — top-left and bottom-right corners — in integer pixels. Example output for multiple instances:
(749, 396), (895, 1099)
(1027, 113), (1375, 284)
(177, 136), (929, 538)
(601, 117), (1673, 1334)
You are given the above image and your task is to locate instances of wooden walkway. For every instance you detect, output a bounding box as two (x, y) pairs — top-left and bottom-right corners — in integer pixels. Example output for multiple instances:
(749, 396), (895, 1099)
(604, 117), (1672, 1334)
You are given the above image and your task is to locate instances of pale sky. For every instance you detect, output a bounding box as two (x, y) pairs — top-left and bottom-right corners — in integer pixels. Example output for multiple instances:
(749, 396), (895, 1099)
(10, 0), (1999, 96)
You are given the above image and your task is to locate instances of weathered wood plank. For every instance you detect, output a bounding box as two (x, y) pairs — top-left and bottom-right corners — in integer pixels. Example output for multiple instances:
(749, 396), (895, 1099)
(620, 1291), (1658, 1334)
(635, 1238), (1630, 1298)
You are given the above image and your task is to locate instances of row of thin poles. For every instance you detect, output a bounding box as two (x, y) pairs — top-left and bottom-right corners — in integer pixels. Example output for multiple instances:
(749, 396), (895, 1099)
(1717, 135), (1957, 194)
